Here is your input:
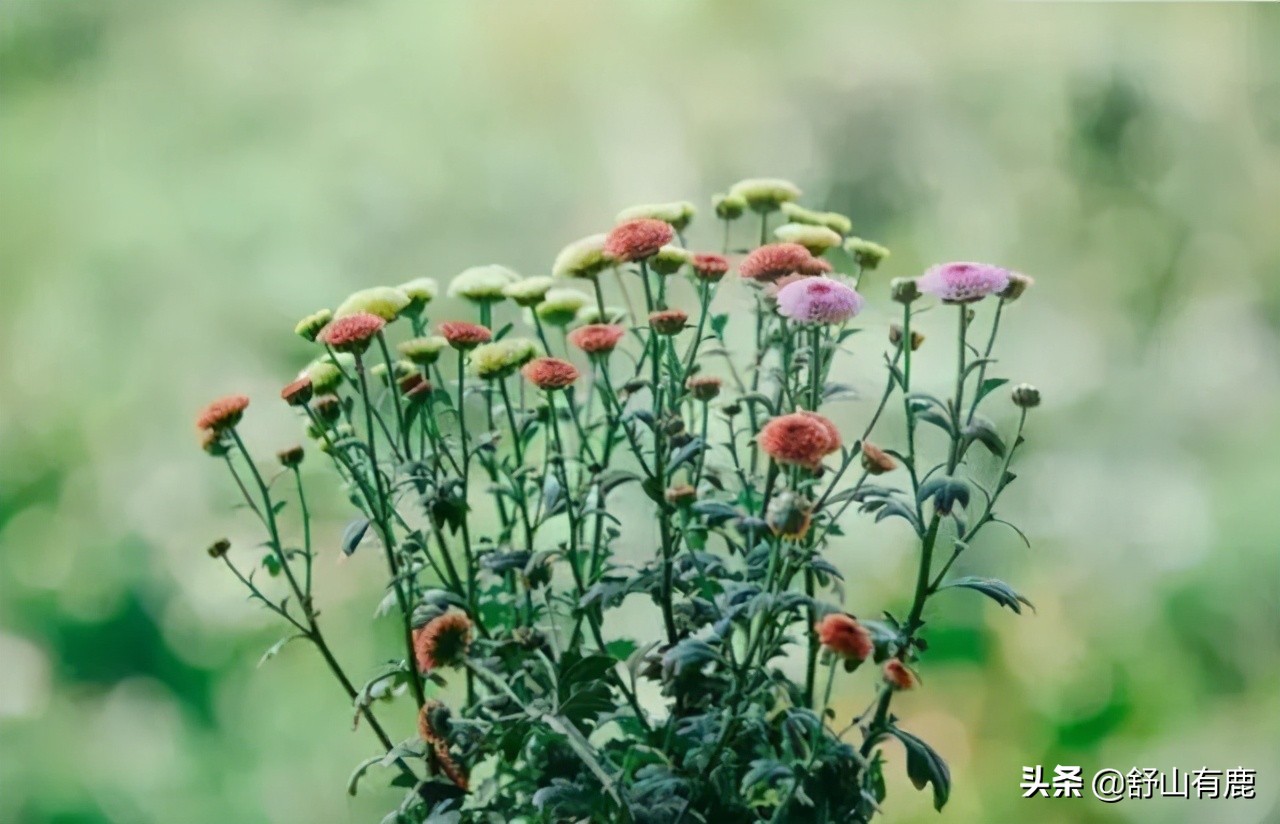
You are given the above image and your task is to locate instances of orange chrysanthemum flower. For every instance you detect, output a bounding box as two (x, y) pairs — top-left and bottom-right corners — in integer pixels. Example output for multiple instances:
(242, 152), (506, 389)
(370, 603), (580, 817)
(691, 253), (730, 282)
(738, 242), (816, 283)
(567, 323), (626, 355)
(280, 377), (313, 407)
(860, 441), (897, 475)
(604, 218), (675, 262)
(413, 611), (473, 672)
(522, 357), (580, 391)
(815, 614), (873, 662)
(319, 312), (385, 354)
(883, 659), (918, 691)
(438, 321), (493, 350)
(196, 394), (250, 433)
(757, 411), (841, 470)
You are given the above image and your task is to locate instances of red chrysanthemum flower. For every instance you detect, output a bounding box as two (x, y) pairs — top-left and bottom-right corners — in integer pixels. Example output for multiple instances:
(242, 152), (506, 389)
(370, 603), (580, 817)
(738, 242), (816, 283)
(567, 323), (626, 355)
(319, 312), (385, 354)
(399, 373), (432, 400)
(691, 253), (730, 282)
(280, 377), (313, 407)
(883, 659), (918, 691)
(521, 357), (580, 390)
(758, 411), (842, 470)
(438, 321), (493, 350)
(685, 375), (722, 401)
(800, 256), (834, 276)
(413, 611), (474, 672)
(816, 613), (873, 662)
(604, 218), (675, 262)
(648, 309), (688, 336)
(196, 394), (250, 432)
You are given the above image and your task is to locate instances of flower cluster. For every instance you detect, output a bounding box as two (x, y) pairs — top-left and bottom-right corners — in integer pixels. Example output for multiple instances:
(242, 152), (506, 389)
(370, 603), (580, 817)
(197, 177), (1039, 824)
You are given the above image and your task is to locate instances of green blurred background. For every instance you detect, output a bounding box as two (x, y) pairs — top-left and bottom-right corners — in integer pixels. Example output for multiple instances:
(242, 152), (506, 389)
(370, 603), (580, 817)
(3, 2), (1279, 822)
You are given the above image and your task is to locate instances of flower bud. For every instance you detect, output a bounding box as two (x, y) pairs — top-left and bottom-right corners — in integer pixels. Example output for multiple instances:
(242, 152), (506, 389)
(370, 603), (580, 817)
(883, 659), (918, 691)
(648, 309), (688, 336)
(312, 394), (343, 423)
(712, 192), (747, 221)
(280, 377), (314, 407)
(1012, 383), (1041, 409)
(277, 445), (305, 468)
(665, 484), (697, 506)
(207, 538), (231, 559)
(686, 375), (722, 401)
(890, 278), (921, 305)
(888, 324), (925, 351)
(844, 237), (890, 270)
(766, 491), (813, 540)
(999, 272), (1035, 303)
(860, 442), (897, 475)
(815, 613), (873, 662)
(648, 245), (693, 276)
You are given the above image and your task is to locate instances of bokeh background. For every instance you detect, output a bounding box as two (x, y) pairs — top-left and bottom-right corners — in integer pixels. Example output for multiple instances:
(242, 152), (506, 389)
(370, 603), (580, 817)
(3, 2), (1279, 822)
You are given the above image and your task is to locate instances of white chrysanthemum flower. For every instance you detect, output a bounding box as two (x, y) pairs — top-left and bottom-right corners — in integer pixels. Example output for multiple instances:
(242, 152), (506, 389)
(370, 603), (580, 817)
(397, 277), (440, 313)
(398, 335), (449, 365)
(780, 203), (853, 236)
(727, 178), (802, 213)
(575, 304), (628, 325)
(447, 265), (520, 302)
(648, 245), (694, 276)
(502, 276), (556, 307)
(774, 223), (843, 254)
(334, 286), (411, 321)
(470, 337), (541, 379)
(552, 234), (614, 280)
(535, 288), (592, 326)
(615, 201), (696, 231)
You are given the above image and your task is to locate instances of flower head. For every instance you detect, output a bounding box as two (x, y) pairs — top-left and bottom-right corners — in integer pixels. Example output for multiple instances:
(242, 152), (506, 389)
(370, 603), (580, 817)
(861, 442), (897, 475)
(999, 272), (1035, 303)
(604, 218), (675, 262)
(665, 484), (697, 506)
(883, 659), (918, 691)
(774, 223), (843, 254)
(890, 277), (921, 305)
(568, 324), (626, 356)
(196, 394), (250, 432)
(398, 335), (449, 365)
(552, 233), (614, 280)
(413, 611), (473, 671)
(438, 321), (492, 350)
(712, 192), (747, 220)
(616, 201), (696, 231)
(280, 377), (313, 407)
(471, 338), (540, 380)
(277, 445), (305, 468)
(398, 277), (439, 314)
(917, 262), (1013, 304)
(320, 313), (385, 354)
(1012, 383), (1041, 409)
(502, 276), (555, 307)
(648, 245), (693, 276)
(691, 253), (730, 282)
(816, 614), (873, 662)
(575, 304), (628, 325)
(534, 288), (591, 327)
(522, 357), (580, 390)
(738, 243), (816, 283)
(775, 277), (865, 324)
(207, 538), (231, 559)
(447, 264), (520, 303)
(685, 375), (722, 401)
(758, 411), (841, 470)
(727, 177), (802, 213)
(294, 309), (333, 342)
(648, 309), (688, 336)
(399, 373), (432, 401)
(303, 355), (350, 394)
(334, 286), (410, 321)
(780, 202), (852, 236)
(844, 237), (890, 270)
(311, 394), (342, 423)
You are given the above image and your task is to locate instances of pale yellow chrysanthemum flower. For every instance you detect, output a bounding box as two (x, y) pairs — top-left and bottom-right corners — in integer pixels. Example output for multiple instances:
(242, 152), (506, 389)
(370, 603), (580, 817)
(398, 335), (449, 366)
(844, 237), (891, 270)
(615, 201), (696, 232)
(648, 245), (693, 276)
(447, 265), (520, 302)
(398, 277), (439, 314)
(295, 309), (333, 342)
(502, 276), (555, 307)
(712, 192), (747, 221)
(334, 286), (411, 321)
(551, 234), (614, 280)
(535, 288), (592, 326)
(727, 178), (802, 213)
(303, 353), (353, 394)
(470, 337), (541, 379)
(774, 223), (843, 255)
(575, 305), (628, 325)
(780, 203), (853, 236)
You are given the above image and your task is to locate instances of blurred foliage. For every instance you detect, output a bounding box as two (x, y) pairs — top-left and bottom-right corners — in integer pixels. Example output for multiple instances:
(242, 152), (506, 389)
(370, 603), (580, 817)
(2, 2), (1279, 823)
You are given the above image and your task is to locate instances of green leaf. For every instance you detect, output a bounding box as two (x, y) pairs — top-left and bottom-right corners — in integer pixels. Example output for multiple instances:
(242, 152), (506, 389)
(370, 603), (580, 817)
(976, 376), (1010, 404)
(941, 576), (1035, 614)
(258, 634), (306, 667)
(668, 437), (705, 472)
(347, 753), (385, 796)
(691, 500), (739, 527)
(963, 418), (1006, 457)
(888, 727), (951, 811)
(710, 313), (730, 340)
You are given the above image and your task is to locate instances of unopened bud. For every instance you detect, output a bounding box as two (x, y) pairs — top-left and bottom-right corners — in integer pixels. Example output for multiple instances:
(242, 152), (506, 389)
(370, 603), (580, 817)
(665, 484), (697, 506)
(890, 278), (920, 305)
(999, 272), (1035, 303)
(207, 538), (231, 559)
(1011, 383), (1041, 409)
(277, 445), (305, 468)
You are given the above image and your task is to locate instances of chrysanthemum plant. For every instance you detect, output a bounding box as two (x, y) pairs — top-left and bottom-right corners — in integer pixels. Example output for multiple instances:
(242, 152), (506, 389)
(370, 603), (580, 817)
(198, 178), (1039, 823)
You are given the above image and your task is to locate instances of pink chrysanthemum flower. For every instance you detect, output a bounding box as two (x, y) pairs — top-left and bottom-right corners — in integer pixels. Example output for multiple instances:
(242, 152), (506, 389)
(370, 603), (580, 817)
(917, 262), (1013, 304)
(758, 411), (841, 470)
(800, 256), (833, 276)
(319, 312), (385, 354)
(567, 324), (626, 355)
(648, 309), (688, 336)
(438, 321), (493, 350)
(196, 394), (250, 432)
(775, 277), (865, 324)
(738, 243), (817, 283)
(691, 253), (730, 282)
(604, 218), (675, 262)
(816, 614), (873, 662)
(522, 357), (580, 390)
